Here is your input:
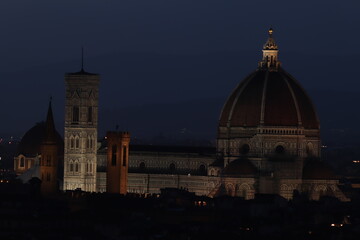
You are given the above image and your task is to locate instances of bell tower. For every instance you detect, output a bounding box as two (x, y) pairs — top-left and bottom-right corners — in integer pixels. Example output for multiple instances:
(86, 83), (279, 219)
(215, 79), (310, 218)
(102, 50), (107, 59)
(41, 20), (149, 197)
(106, 131), (130, 194)
(63, 62), (100, 192)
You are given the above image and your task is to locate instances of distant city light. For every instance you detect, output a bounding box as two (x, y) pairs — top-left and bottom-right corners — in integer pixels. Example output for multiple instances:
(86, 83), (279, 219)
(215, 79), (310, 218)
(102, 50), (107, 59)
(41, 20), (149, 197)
(353, 160), (360, 163)
(321, 145), (328, 148)
(330, 223), (343, 227)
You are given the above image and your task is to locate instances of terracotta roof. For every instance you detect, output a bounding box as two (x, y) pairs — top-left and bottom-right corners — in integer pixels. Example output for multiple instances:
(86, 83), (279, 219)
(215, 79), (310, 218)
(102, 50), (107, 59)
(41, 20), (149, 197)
(219, 68), (319, 129)
(17, 122), (63, 157)
(222, 158), (257, 177)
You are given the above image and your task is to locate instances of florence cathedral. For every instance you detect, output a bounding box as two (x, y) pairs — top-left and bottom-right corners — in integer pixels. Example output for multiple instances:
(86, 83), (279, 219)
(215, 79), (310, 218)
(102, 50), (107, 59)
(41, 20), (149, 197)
(13, 29), (348, 201)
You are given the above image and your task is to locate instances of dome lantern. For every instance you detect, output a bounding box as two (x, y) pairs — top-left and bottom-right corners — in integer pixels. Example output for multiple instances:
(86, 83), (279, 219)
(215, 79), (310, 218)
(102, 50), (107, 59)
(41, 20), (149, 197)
(259, 28), (281, 71)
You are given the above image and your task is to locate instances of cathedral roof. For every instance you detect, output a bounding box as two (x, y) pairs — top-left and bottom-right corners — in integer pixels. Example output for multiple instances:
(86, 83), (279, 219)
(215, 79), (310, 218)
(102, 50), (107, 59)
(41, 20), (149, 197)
(222, 158), (257, 177)
(219, 29), (319, 129)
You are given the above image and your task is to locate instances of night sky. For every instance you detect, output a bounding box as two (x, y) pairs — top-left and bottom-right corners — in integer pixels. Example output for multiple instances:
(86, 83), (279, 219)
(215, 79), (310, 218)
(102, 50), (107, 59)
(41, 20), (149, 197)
(0, 1), (359, 142)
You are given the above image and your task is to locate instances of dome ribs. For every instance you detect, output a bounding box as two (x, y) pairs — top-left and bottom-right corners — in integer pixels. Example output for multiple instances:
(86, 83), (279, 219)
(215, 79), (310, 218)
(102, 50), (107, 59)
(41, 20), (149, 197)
(218, 69), (319, 130)
(264, 72), (298, 126)
(230, 71), (265, 126)
(219, 71), (257, 127)
(283, 72), (320, 129)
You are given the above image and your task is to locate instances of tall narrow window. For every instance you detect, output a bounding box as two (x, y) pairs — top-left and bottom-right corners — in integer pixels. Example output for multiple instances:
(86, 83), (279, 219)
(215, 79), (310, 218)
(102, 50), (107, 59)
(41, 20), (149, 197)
(70, 163), (74, 172)
(90, 137), (94, 149)
(122, 146), (127, 166)
(20, 157), (25, 168)
(75, 138), (80, 149)
(112, 145), (117, 166)
(75, 163), (79, 172)
(169, 163), (176, 173)
(46, 155), (51, 166)
(87, 107), (93, 123)
(70, 138), (74, 149)
(72, 106), (79, 123)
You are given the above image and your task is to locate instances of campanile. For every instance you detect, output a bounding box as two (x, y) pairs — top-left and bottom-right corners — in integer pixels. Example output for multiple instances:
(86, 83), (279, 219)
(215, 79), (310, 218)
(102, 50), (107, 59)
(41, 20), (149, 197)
(63, 67), (100, 192)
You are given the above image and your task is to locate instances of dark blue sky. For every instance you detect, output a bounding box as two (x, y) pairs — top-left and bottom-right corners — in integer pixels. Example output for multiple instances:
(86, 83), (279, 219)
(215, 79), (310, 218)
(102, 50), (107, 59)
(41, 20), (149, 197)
(0, 1), (359, 139)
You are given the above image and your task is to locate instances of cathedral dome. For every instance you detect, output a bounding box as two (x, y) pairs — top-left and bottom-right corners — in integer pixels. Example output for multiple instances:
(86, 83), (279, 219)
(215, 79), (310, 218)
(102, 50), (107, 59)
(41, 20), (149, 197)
(219, 29), (319, 130)
(17, 122), (63, 157)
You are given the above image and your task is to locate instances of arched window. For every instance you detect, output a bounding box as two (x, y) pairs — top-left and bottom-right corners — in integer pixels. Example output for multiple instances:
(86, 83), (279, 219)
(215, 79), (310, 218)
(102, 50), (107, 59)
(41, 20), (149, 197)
(70, 137), (75, 149)
(139, 162), (145, 171)
(75, 163), (79, 172)
(169, 163), (176, 173)
(20, 157), (25, 168)
(75, 137), (80, 149)
(112, 145), (117, 166)
(242, 189), (247, 199)
(72, 106), (79, 123)
(69, 163), (74, 172)
(122, 146), (127, 166)
(87, 107), (93, 123)
(240, 144), (250, 155)
(275, 145), (285, 154)
(199, 164), (206, 175)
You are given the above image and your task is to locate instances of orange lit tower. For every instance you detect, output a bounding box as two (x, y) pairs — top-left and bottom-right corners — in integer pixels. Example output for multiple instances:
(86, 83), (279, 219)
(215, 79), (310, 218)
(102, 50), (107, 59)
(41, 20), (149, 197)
(40, 100), (59, 194)
(106, 131), (130, 194)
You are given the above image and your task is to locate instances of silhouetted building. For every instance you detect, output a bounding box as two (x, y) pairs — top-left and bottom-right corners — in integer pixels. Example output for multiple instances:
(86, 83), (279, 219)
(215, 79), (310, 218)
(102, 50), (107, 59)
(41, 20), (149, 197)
(14, 101), (63, 194)
(39, 100), (59, 194)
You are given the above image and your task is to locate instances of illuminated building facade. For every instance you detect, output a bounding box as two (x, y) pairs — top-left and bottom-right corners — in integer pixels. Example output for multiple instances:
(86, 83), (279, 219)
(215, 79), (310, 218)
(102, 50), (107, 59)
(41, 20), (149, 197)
(14, 29), (348, 201)
(106, 131), (130, 194)
(63, 68), (100, 192)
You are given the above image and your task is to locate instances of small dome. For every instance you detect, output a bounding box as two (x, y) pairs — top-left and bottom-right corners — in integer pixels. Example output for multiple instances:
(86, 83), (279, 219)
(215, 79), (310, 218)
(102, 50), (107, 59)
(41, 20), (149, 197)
(303, 160), (337, 180)
(17, 122), (63, 157)
(219, 69), (319, 129)
(222, 158), (257, 176)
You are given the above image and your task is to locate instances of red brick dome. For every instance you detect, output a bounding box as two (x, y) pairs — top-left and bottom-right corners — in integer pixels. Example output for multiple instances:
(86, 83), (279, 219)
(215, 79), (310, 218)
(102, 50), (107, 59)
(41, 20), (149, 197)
(219, 68), (319, 129)
(222, 158), (257, 177)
